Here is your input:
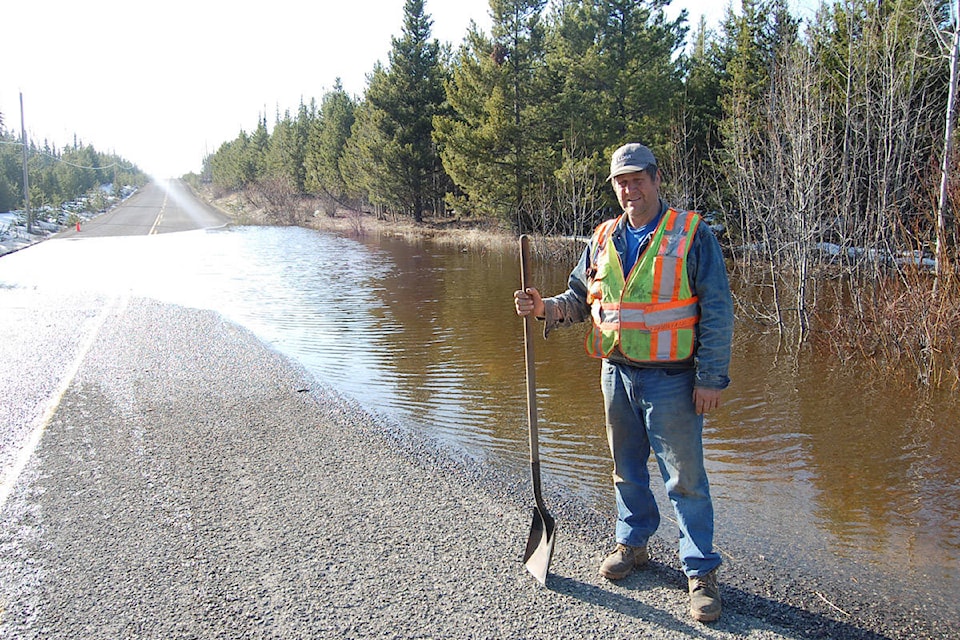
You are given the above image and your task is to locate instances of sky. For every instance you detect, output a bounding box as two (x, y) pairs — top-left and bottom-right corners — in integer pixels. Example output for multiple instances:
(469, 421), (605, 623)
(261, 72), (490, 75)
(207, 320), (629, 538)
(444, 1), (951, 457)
(2, 0), (818, 180)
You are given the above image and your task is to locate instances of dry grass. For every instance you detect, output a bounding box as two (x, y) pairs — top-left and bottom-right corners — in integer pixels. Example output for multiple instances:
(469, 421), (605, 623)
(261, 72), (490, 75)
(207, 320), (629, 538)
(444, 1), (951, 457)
(200, 185), (586, 263)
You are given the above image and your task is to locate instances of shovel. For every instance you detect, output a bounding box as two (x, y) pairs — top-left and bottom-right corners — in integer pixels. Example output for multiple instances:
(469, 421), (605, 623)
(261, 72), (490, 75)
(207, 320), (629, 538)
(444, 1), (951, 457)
(519, 234), (557, 585)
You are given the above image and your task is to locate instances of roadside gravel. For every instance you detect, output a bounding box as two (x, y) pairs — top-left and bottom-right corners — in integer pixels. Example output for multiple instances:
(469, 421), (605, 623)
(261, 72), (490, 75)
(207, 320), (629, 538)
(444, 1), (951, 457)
(0, 297), (941, 639)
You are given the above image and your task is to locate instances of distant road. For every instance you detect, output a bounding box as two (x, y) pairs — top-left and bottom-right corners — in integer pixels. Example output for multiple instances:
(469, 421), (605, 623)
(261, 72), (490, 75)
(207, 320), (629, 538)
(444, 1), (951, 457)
(62, 180), (231, 237)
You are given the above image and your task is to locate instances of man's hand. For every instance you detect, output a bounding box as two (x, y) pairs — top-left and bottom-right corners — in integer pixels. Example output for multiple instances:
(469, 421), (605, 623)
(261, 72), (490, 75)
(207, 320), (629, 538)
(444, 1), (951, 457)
(693, 386), (723, 415)
(514, 287), (544, 318)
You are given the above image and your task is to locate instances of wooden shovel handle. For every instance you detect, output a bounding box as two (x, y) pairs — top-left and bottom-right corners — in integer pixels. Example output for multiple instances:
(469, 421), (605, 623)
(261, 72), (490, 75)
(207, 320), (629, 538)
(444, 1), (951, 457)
(520, 235), (540, 467)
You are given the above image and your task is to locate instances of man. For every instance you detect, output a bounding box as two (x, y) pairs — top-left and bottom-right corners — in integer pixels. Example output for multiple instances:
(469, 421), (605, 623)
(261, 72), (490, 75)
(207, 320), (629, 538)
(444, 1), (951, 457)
(513, 142), (734, 623)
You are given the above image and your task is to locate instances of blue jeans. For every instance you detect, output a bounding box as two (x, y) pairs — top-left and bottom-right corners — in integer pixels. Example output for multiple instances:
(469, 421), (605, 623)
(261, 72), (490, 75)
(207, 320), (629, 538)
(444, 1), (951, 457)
(601, 360), (721, 577)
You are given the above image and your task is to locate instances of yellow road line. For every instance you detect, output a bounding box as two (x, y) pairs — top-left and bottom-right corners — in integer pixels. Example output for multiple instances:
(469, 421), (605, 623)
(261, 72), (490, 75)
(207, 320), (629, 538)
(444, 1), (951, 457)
(149, 193), (168, 235)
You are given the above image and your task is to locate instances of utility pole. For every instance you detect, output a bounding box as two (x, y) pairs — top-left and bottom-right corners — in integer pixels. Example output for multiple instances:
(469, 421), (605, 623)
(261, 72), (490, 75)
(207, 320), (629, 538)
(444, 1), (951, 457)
(19, 92), (32, 235)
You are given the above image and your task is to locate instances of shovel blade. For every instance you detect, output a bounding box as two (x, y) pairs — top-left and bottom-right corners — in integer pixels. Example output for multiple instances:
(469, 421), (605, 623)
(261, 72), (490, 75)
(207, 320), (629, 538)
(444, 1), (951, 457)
(523, 507), (557, 585)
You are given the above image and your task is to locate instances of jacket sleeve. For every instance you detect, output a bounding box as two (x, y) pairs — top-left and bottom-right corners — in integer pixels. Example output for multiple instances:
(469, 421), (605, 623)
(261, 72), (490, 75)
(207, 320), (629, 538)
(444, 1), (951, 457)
(687, 222), (734, 389)
(541, 242), (593, 338)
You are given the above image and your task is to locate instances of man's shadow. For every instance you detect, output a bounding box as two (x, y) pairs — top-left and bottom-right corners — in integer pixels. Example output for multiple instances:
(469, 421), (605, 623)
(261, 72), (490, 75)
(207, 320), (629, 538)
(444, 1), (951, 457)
(544, 560), (896, 640)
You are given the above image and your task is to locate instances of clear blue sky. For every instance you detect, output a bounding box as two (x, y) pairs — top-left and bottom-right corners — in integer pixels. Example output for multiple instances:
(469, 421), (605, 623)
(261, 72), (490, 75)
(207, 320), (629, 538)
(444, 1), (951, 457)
(1, 0), (817, 179)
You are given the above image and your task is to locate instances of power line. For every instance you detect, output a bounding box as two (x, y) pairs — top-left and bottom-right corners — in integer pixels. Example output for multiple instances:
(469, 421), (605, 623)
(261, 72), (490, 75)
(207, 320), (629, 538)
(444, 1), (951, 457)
(0, 139), (138, 171)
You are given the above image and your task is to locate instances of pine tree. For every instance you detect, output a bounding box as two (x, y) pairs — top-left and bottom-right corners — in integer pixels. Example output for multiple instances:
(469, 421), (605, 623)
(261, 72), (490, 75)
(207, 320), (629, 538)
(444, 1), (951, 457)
(340, 64), (403, 214)
(265, 109), (300, 189)
(434, 0), (551, 231)
(293, 100), (313, 193)
(0, 131), (18, 211)
(209, 124), (264, 192)
(533, 0), (688, 228)
(675, 17), (724, 212)
(341, 0), (447, 222)
(306, 81), (356, 209)
(249, 116), (270, 183)
(209, 135), (248, 191)
(712, 0), (800, 250)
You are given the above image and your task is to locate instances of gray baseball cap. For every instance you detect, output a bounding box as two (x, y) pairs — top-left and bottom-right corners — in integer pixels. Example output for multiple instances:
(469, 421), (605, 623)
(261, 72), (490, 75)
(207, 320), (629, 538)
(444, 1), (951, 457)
(607, 143), (657, 181)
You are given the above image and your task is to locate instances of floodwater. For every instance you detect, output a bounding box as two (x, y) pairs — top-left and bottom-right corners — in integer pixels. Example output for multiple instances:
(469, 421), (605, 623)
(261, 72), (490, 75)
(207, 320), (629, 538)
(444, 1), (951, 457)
(1, 224), (957, 617)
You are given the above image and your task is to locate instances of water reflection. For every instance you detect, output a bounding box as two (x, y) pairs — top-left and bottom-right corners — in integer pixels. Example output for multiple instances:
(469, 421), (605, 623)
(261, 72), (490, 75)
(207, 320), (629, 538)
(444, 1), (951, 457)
(1, 224), (957, 613)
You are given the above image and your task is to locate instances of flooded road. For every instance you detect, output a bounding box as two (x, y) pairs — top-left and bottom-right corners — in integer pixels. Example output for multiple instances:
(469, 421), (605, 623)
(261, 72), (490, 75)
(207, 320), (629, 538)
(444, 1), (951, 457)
(1, 223), (957, 621)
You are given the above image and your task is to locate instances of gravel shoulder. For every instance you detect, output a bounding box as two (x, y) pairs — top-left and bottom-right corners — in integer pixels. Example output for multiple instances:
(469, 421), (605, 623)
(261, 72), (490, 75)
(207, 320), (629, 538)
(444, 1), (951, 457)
(0, 296), (939, 639)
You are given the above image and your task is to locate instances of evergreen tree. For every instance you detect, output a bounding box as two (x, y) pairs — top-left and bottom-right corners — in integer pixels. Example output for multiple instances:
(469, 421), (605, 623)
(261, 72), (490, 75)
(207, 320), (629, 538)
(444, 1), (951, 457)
(340, 65), (403, 213)
(594, 0), (687, 146)
(341, 0), (447, 222)
(541, 0), (688, 225)
(292, 100), (312, 193)
(540, 0), (608, 226)
(249, 116), (270, 183)
(209, 129), (261, 191)
(0, 132), (143, 216)
(265, 109), (300, 188)
(713, 0), (799, 247)
(0, 130), (21, 212)
(675, 16), (724, 211)
(306, 81), (356, 208)
(434, 0), (551, 231)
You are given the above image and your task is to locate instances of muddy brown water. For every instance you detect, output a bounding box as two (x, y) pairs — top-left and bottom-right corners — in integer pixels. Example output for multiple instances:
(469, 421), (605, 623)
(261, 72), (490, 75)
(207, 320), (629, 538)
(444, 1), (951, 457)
(2, 223), (957, 620)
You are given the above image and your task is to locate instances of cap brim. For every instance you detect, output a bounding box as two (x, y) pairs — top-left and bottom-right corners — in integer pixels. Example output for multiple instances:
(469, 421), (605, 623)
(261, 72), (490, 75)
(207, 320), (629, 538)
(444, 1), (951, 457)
(607, 164), (651, 181)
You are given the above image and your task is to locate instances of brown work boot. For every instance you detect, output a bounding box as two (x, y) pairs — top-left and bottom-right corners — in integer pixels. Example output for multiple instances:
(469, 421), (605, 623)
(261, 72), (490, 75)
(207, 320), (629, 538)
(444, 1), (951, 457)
(688, 568), (722, 622)
(598, 543), (648, 580)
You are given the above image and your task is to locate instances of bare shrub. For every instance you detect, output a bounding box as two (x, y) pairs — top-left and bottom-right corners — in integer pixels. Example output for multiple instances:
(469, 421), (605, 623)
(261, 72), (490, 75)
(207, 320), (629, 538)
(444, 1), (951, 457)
(248, 176), (303, 225)
(534, 234), (585, 265)
(817, 267), (960, 388)
(346, 209), (366, 237)
(815, 211), (960, 392)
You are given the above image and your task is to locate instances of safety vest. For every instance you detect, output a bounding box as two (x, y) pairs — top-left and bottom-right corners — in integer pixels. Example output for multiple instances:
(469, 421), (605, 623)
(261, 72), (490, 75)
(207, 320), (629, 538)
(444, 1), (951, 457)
(585, 209), (701, 363)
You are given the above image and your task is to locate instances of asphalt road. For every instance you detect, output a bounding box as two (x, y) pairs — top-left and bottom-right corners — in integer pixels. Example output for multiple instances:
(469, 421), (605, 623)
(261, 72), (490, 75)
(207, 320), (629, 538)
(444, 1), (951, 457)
(63, 180), (230, 237)
(0, 185), (941, 638)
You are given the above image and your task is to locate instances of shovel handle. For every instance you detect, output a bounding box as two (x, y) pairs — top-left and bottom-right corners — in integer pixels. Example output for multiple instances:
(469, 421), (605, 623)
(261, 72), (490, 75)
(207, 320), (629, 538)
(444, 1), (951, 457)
(520, 235), (541, 468)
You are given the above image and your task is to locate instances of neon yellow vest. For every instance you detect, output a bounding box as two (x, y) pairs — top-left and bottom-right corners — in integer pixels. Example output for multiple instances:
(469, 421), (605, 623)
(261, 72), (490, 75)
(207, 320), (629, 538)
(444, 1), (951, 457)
(585, 209), (701, 362)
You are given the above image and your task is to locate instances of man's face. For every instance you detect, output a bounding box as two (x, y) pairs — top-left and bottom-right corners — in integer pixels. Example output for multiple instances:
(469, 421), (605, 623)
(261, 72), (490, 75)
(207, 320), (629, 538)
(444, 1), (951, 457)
(612, 170), (660, 224)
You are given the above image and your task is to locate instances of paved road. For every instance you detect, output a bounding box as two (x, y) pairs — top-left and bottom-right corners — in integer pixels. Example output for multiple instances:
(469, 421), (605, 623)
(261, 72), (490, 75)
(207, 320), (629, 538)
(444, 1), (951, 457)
(64, 180), (230, 237)
(0, 187), (934, 638)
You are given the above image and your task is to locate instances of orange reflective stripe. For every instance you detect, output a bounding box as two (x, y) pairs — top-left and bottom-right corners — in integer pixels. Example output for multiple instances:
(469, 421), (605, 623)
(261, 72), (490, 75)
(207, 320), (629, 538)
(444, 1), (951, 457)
(652, 257), (665, 301)
(665, 210), (678, 231)
(617, 299), (699, 331)
(672, 254), (684, 299)
(673, 214), (699, 301)
(652, 210), (683, 302)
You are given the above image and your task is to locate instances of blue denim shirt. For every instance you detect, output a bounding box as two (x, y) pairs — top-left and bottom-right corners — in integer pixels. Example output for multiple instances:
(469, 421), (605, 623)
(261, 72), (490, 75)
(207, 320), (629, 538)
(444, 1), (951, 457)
(542, 199), (734, 390)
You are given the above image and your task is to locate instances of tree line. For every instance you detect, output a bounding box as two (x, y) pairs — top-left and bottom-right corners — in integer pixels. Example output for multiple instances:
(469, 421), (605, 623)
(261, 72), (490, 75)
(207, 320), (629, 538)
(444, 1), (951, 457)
(203, 0), (959, 385)
(203, 0), (955, 233)
(0, 127), (147, 216)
